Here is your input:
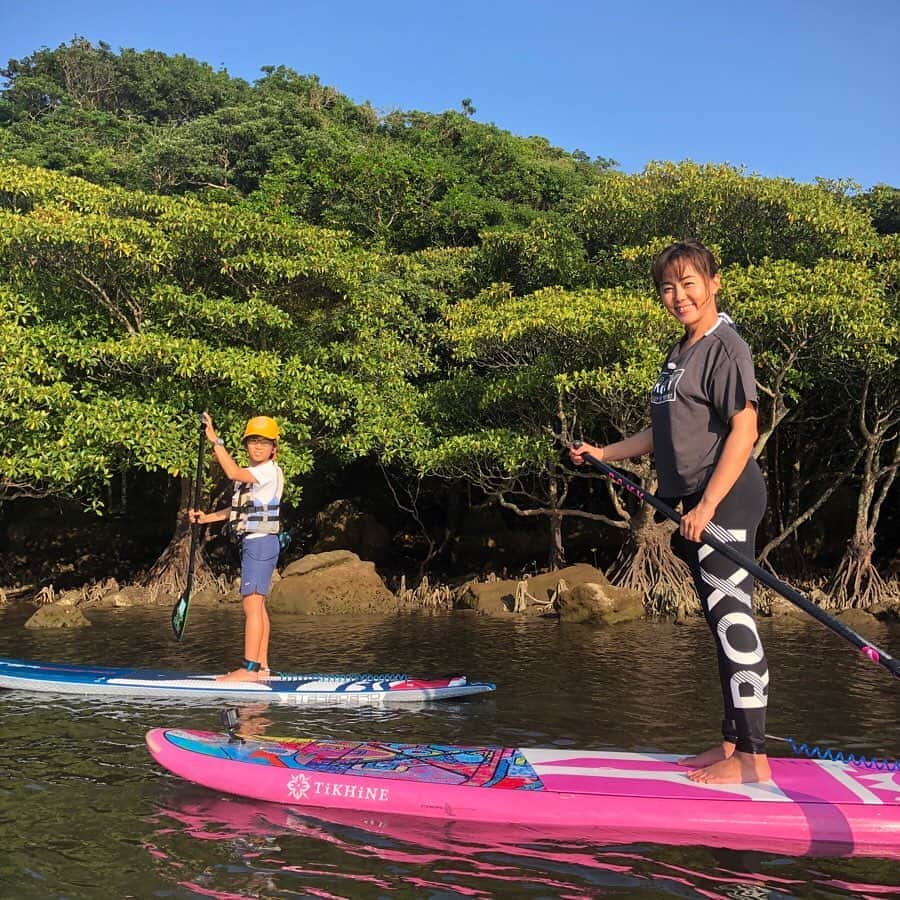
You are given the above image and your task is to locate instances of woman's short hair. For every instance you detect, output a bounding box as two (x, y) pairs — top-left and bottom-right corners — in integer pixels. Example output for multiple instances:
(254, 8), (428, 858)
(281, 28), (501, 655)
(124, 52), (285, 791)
(652, 240), (719, 290)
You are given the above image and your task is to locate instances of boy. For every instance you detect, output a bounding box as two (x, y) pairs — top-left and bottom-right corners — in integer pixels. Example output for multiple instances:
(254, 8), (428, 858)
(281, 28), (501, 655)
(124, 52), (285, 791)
(189, 412), (284, 681)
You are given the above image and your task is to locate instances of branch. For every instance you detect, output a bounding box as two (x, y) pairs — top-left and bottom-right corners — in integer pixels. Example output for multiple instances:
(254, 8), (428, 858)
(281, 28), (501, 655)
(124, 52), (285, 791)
(868, 435), (899, 532)
(493, 492), (628, 529)
(0, 478), (54, 501)
(754, 345), (800, 457)
(378, 463), (449, 576)
(858, 375), (873, 443)
(77, 271), (138, 335)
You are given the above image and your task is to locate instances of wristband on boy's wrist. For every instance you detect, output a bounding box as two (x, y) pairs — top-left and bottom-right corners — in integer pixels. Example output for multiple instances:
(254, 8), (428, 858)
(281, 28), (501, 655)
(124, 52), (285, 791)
(215, 438), (225, 446)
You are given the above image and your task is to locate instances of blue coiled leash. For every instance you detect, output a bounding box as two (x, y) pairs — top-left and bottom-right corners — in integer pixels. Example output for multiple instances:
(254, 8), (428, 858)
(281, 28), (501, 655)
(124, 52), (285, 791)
(767, 734), (899, 771)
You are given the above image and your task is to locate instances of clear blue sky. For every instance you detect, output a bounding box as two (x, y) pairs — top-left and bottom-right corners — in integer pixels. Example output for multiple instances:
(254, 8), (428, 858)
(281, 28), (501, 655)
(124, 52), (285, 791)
(2, 0), (898, 188)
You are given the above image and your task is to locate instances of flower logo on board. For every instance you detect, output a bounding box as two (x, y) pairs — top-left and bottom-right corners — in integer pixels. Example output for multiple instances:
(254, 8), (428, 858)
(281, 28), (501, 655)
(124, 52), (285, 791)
(287, 773), (311, 799)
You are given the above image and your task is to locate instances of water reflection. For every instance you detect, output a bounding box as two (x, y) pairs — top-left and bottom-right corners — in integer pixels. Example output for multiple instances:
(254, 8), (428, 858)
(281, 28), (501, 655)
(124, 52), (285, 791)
(149, 791), (900, 898)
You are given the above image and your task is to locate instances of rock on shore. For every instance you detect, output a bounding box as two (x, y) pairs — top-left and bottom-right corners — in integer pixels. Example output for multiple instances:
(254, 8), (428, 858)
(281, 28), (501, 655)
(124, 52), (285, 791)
(25, 604), (92, 629)
(268, 550), (397, 614)
(455, 563), (644, 625)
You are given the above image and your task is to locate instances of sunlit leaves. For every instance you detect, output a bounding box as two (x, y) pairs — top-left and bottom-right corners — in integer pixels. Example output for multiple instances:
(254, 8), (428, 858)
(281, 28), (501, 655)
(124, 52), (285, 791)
(0, 163), (383, 504)
(575, 161), (879, 284)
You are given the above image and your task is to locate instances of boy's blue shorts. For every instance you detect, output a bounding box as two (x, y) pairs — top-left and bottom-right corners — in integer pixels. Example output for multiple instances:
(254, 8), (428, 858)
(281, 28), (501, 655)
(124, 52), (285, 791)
(240, 534), (280, 597)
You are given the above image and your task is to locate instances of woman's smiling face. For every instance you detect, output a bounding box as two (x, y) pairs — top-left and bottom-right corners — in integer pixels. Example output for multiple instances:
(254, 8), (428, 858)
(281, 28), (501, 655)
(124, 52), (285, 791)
(658, 262), (721, 331)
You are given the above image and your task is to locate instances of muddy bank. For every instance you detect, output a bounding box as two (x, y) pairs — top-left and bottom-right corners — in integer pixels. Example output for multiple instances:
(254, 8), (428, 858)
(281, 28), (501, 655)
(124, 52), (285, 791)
(9, 551), (899, 635)
(3, 484), (898, 627)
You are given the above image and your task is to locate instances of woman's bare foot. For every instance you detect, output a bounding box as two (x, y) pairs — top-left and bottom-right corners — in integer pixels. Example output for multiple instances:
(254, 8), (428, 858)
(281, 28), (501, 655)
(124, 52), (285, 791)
(686, 751), (771, 784)
(216, 668), (261, 682)
(678, 741), (735, 768)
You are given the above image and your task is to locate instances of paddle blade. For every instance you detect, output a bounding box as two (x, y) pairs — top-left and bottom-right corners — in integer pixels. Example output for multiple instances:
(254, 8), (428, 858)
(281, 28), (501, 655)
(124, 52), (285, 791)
(171, 592), (190, 641)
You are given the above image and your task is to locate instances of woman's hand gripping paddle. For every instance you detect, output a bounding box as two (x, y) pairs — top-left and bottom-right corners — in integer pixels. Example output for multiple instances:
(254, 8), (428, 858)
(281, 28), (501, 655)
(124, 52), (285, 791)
(570, 442), (900, 680)
(171, 418), (207, 640)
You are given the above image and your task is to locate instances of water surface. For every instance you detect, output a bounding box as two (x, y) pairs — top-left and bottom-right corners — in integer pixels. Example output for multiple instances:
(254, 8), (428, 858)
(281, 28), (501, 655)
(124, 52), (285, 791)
(1, 604), (898, 897)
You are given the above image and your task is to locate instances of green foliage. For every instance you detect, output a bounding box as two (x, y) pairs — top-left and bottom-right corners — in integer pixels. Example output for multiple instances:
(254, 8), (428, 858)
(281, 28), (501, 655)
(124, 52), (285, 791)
(1, 38), (246, 123)
(1, 39), (897, 578)
(725, 259), (896, 389)
(473, 219), (593, 294)
(408, 285), (675, 482)
(0, 163), (408, 507)
(575, 162), (879, 284)
(854, 184), (900, 236)
(2, 41), (608, 251)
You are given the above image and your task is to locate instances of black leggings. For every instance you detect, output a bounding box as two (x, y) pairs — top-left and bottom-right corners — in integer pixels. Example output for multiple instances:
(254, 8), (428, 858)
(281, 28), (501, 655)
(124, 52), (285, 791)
(680, 461), (769, 755)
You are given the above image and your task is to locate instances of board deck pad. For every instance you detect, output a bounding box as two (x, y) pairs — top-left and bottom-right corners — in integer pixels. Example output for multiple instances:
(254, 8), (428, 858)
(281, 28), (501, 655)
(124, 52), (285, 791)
(0, 657), (495, 704)
(146, 728), (900, 858)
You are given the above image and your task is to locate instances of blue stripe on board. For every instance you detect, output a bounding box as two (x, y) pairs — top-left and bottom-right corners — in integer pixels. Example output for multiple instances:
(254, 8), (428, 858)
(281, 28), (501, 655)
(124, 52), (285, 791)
(0, 658), (408, 686)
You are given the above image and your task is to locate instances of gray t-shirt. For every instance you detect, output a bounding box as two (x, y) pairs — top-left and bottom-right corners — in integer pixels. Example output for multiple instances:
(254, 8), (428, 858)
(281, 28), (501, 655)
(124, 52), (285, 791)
(650, 314), (758, 496)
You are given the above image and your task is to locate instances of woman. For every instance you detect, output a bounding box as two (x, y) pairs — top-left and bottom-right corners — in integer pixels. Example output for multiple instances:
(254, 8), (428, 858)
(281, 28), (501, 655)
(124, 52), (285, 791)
(570, 240), (770, 785)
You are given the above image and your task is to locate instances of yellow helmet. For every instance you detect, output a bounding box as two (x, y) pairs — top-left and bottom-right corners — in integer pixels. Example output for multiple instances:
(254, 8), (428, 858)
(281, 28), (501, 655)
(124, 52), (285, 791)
(242, 416), (280, 442)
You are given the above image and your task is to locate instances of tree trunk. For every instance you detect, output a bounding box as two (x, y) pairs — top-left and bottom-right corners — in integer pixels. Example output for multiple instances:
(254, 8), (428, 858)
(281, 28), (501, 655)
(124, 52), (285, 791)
(827, 385), (899, 609)
(827, 474), (891, 609)
(142, 476), (213, 601)
(547, 477), (565, 570)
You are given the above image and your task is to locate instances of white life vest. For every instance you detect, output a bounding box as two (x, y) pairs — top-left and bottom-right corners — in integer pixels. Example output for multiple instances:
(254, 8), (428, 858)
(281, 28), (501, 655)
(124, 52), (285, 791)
(229, 464), (284, 535)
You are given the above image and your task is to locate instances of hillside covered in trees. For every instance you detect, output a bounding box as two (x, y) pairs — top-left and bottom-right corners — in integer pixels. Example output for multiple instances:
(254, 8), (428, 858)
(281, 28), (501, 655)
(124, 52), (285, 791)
(1, 38), (897, 610)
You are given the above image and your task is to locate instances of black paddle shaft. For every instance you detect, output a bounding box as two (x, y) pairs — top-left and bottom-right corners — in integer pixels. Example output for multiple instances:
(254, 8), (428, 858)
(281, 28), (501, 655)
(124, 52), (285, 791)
(171, 419), (207, 640)
(183, 420), (206, 599)
(571, 444), (900, 680)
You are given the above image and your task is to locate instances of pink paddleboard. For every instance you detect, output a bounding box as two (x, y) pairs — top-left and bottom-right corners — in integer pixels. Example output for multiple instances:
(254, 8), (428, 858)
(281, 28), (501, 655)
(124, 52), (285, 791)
(146, 728), (900, 858)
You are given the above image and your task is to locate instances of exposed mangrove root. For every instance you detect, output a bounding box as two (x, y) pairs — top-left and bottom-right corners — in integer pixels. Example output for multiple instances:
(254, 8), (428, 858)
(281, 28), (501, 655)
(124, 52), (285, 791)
(34, 584), (57, 606)
(396, 574), (454, 610)
(607, 519), (697, 616)
(512, 578), (561, 613)
(827, 539), (897, 609)
(142, 526), (215, 601)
